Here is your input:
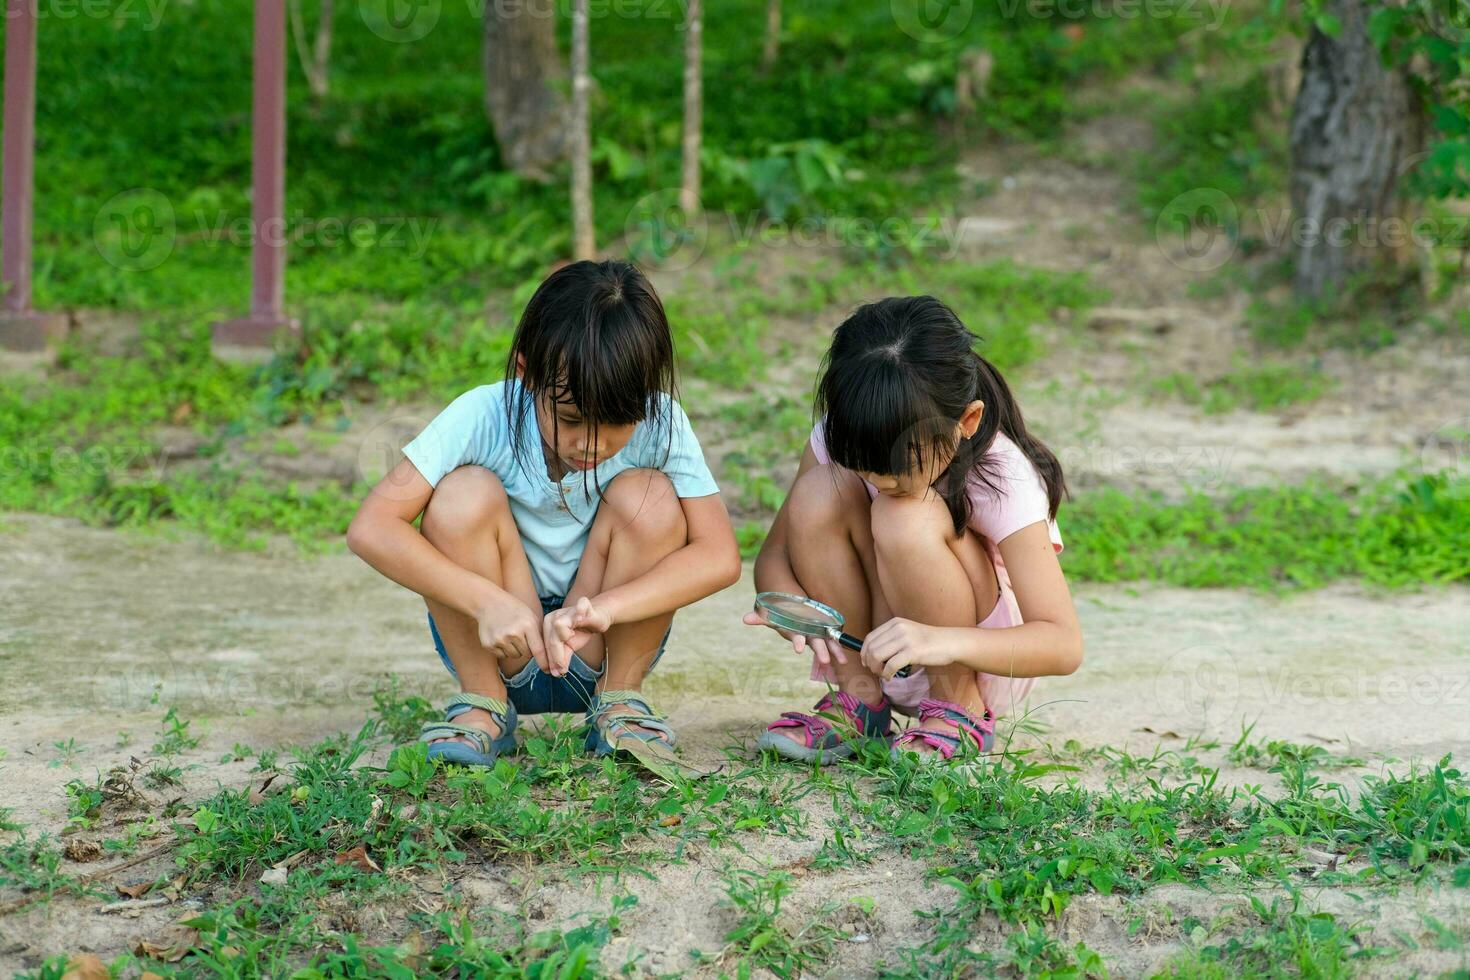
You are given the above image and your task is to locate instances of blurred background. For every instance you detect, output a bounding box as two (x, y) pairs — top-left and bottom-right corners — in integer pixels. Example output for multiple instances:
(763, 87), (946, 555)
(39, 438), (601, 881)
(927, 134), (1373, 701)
(2, 0), (1468, 584)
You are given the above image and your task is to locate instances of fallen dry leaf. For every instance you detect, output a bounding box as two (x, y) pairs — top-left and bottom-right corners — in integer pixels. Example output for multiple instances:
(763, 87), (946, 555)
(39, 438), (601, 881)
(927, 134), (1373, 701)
(658, 814), (682, 827)
(61, 954), (108, 980)
(134, 922), (198, 963)
(334, 845), (382, 873)
(115, 880), (155, 899)
(259, 866), (288, 887)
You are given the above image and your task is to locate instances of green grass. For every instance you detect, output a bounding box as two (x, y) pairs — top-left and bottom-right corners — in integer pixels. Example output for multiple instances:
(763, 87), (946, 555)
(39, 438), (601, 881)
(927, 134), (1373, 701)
(5, 681), (1468, 976)
(1150, 360), (1333, 415)
(1063, 472), (1470, 589)
(28, 0), (1197, 316)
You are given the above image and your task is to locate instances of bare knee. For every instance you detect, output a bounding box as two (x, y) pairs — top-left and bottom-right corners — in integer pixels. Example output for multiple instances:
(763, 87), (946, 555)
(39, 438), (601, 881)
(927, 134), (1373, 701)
(870, 491), (954, 562)
(421, 466), (509, 546)
(786, 463), (870, 530)
(602, 468), (686, 547)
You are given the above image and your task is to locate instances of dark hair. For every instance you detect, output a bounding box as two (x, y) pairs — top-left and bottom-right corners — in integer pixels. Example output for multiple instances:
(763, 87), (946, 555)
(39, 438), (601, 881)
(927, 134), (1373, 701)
(504, 260), (676, 497)
(816, 295), (1065, 532)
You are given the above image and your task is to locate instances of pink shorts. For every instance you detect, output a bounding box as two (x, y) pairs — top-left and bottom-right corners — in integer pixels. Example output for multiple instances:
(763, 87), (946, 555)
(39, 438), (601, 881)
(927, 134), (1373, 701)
(810, 578), (1036, 718)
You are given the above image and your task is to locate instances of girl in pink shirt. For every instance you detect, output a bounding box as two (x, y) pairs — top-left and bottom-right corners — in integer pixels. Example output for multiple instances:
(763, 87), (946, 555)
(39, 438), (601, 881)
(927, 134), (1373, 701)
(744, 296), (1083, 762)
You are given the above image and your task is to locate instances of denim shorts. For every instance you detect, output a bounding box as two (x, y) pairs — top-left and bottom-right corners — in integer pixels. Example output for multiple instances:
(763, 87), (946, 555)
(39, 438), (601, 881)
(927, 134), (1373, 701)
(428, 594), (669, 716)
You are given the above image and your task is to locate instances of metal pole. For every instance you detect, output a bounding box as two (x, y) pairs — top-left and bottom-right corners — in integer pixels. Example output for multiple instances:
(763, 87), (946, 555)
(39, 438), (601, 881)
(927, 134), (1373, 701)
(1, 0), (64, 350)
(214, 0), (297, 349)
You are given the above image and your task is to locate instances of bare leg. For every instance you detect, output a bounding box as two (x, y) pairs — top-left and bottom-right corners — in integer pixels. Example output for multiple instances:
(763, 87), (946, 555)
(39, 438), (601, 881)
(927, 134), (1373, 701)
(420, 466), (542, 745)
(870, 490), (999, 750)
(773, 465), (889, 737)
(563, 468), (687, 730)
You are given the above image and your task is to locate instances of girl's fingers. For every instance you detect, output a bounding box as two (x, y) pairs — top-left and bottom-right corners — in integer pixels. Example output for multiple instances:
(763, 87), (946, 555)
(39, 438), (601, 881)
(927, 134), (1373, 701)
(741, 611), (765, 627)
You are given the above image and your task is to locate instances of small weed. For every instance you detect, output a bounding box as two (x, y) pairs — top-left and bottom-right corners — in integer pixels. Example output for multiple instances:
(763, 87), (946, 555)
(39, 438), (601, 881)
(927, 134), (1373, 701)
(47, 738), (84, 770)
(152, 707), (202, 757)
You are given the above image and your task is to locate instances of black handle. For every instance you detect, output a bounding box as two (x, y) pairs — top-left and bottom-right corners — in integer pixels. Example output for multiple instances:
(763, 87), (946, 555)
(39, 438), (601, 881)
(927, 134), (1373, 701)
(836, 631), (912, 678)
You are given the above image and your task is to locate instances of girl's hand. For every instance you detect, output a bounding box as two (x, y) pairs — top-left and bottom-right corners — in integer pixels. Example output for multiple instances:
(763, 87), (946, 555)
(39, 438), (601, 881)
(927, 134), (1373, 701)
(862, 618), (953, 679)
(543, 596), (613, 677)
(476, 592), (548, 671)
(741, 611), (845, 667)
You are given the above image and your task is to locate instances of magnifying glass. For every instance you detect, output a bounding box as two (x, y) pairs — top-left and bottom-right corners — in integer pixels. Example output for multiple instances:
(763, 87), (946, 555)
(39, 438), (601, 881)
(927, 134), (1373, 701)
(752, 591), (913, 679)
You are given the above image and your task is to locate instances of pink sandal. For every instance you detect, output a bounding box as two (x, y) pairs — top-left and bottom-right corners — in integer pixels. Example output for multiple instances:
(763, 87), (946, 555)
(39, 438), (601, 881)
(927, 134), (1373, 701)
(890, 698), (995, 761)
(756, 690), (893, 765)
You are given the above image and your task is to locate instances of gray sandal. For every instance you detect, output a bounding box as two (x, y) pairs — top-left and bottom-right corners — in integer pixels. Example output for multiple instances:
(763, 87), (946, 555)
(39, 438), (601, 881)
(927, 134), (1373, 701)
(419, 693), (519, 766)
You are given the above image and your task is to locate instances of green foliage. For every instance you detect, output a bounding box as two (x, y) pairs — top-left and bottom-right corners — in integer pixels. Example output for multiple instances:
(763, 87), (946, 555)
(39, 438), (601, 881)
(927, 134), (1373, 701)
(1368, 0), (1470, 203)
(1064, 472), (1470, 589)
(1149, 359), (1332, 414)
(27, 0), (1192, 314)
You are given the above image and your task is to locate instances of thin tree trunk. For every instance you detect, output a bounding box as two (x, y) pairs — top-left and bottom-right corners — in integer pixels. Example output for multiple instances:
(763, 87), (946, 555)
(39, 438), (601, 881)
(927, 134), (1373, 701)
(287, 0), (333, 99)
(680, 0), (703, 215)
(484, 0), (569, 182)
(1288, 0), (1425, 300)
(570, 0), (594, 259)
(760, 0), (780, 73)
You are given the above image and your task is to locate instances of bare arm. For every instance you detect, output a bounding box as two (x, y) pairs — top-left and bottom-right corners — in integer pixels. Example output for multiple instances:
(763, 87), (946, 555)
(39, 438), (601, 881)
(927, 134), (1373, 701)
(751, 443), (820, 595)
(863, 520), (1082, 680)
(346, 460), (487, 613)
(344, 456), (543, 657)
(939, 521), (1084, 678)
(594, 491), (742, 625)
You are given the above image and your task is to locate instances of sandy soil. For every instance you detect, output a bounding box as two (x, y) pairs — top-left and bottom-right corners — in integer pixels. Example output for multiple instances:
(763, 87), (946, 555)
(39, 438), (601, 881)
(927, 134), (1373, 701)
(5, 96), (1470, 976)
(1, 514), (1466, 975)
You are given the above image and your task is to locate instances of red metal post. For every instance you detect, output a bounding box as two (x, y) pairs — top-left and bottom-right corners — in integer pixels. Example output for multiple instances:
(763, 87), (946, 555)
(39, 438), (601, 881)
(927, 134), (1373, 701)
(214, 0), (297, 349)
(1, 0), (65, 350)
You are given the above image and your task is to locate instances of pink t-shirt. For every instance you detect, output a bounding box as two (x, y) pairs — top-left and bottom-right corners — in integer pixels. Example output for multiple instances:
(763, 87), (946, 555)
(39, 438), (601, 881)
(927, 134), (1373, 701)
(808, 421), (1063, 717)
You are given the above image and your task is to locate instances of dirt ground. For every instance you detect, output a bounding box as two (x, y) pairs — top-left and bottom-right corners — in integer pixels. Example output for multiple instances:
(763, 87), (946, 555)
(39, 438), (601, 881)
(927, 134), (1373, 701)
(1, 512), (1467, 976)
(5, 113), (1470, 975)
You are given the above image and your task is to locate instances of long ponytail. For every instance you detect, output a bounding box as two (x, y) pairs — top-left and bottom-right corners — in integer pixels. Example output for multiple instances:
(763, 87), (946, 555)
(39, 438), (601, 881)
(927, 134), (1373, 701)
(967, 351), (1066, 522)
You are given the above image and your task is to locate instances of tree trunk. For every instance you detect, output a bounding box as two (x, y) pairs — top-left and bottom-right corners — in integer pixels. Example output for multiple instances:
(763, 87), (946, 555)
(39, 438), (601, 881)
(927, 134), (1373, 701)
(680, 0), (703, 215)
(570, 0), (594, 259)
(761, 0), (780, 73)
(484, 1), (569, 182)
(1288, 0), (1425, 301)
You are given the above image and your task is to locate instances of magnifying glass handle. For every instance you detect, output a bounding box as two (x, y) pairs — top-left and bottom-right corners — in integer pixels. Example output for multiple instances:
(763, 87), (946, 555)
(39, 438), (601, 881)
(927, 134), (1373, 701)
(834, 631), (912, 678)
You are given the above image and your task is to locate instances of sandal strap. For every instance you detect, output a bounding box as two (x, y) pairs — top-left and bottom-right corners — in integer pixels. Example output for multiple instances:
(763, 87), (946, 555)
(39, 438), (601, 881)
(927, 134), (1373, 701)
(766, 691), (890, 748)
(590, 689), (675, 747)
(445, 693), (510, 721)
(893, 698), (993, 759)
(418, 694), (514, 750)
(418, 721), (493, 755)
